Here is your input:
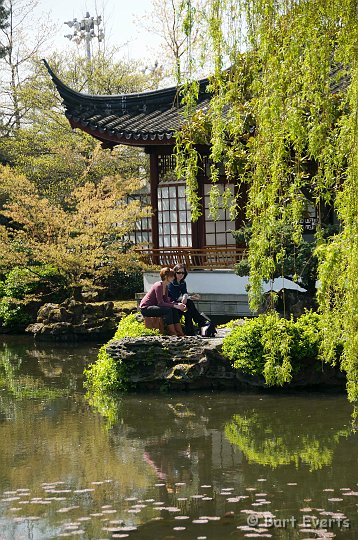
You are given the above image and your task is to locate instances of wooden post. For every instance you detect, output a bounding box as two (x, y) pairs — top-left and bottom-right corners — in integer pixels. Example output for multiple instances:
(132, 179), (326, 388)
(149, 152), (159, 264)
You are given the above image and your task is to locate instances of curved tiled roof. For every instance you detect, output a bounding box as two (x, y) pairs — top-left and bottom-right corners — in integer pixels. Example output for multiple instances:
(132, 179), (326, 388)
(44, 59), (348, 149)
(43, 60), (211, 147)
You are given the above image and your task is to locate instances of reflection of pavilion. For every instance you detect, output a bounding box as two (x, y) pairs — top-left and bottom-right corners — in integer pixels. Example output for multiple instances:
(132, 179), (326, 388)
(109, 397), (244, 494)
(105, 394), (355, 489)
(144, 431), (243, 486)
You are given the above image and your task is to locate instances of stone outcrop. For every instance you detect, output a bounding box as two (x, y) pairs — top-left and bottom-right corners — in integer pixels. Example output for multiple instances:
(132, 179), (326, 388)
(26, 298), (130, 341)
(105, 331), (346, 392)
(106, 333), (233, 391)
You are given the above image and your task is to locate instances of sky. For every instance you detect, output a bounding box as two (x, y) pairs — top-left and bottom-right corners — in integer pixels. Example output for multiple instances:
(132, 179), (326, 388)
(34, 0), (161, 63)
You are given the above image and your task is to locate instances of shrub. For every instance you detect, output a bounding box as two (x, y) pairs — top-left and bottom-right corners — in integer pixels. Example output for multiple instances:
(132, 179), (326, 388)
(113, 313), (160, 339)
(100, 270), (144, 300)
(0, 299), (32, 328)
(3, 265), (69, 301)
(0, 265), (70, 328)
(3, 268), (35, 299)
(290, 310), (321, 362)
(84, 314), (159, 393)
(222, 310), (329, 386)
(84, 345), (123, 393)
(222, 316), (267, 376)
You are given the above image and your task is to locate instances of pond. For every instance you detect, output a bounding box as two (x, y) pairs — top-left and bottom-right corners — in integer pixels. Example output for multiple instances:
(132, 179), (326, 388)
(0, 335), (357, 540)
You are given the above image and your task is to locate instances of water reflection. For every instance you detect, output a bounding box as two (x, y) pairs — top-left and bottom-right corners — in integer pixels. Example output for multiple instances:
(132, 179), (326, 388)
(0, 336), (357, 539)
(1, 342), (64, 401)
(225, 401), (351, 471)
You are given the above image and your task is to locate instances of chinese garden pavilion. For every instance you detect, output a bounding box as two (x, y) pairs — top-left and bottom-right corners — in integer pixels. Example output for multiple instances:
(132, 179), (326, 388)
(43, 60), (249, 269)
(44, 60), (314, 315)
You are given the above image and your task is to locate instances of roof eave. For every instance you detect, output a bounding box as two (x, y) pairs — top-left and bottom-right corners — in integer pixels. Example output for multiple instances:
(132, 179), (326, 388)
(68, 118), (176, 147)
(43, 59), (211, 114)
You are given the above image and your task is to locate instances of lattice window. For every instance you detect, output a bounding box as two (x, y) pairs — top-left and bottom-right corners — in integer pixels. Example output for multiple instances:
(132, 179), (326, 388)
(204, 183), (236, 246)
(301, 200), (318, 232)
(158, 184), (192, 247)
(158, 154), (177, 181)
(127, 193), (152, 247)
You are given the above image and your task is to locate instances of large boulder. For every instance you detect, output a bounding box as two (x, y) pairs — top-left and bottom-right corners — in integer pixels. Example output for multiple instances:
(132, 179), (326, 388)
(105, 332), (345, 392)
(106, 334), (236, 391)
(26, 298), (119, 341)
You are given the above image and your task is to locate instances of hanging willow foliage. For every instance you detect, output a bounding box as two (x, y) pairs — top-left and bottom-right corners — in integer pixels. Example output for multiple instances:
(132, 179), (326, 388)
(175, 0), (358, 401)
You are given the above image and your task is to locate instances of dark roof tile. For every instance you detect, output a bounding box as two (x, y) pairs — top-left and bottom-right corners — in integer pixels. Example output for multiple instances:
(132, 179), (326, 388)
(44, 59), (348, 149)
(44, 59), (211, 146)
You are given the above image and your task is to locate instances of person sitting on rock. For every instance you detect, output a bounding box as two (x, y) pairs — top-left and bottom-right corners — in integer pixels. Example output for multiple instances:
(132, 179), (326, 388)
(168, 264), (208, 336)
(139, 267), (186, 337)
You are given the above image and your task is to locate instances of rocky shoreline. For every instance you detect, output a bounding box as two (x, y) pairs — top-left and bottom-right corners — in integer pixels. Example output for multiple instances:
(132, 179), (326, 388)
(25, 299), (136, 341)
(22, 301), (346, 394)
(105, 330), (346, 392)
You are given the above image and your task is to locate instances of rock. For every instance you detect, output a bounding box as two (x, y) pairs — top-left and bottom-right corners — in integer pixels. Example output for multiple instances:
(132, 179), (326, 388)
(106, 335), (236, 390)
(105, 334), (346, 392)
(26, 298), (119, 341)
(26, 322), (45, 335)
(26, 321), (74, 339)
(37, 303), (60, 322)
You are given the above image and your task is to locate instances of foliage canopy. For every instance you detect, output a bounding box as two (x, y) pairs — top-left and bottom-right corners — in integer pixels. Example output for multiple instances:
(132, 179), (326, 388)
(222, 311), (337, 387)
(0, 0), (8, 59)
(0, 41), (156, 295)
(175, 0), (358, 401)
(0, 166), (150, 285)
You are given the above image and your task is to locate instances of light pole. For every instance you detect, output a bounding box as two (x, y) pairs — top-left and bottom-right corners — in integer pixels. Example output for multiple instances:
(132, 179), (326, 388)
(64, 12), (104, 61)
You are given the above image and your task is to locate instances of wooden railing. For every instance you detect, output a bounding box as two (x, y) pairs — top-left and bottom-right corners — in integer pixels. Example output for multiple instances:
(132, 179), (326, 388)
(136, 246), (246, 270)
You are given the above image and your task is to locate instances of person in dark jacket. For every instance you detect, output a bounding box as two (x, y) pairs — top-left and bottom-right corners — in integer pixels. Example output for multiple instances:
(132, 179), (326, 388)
(168, 264), (208, 336)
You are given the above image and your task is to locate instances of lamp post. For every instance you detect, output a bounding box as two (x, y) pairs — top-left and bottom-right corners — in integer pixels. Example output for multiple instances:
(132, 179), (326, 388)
(64, 12), (104, 61)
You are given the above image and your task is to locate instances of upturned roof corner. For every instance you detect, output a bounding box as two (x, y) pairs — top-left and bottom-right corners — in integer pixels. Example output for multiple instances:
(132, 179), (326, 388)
(43, 59), (211, 148)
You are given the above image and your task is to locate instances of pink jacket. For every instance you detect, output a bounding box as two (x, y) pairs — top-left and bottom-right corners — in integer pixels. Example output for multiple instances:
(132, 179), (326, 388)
(140, 281), (176, 309)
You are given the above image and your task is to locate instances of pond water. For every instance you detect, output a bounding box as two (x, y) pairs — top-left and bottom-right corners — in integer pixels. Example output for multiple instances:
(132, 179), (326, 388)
(0, 335), (357, 540)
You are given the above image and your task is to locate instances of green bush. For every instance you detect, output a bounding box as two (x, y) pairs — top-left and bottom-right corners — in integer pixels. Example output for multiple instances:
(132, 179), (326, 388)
(0, 265), (70, 329)
(222, 310), (325, 386)
(84, 345), (123, 393)
(222, 316), (267, 376)
(100, 270), (144, 300)
(3, 265), (69, 301)
(113, 313), (160, 340)
(84, 314), (159, 393)
(3, 268), (35, 299)
(290, 310), (321, 362)
(0, 299), (32, 328)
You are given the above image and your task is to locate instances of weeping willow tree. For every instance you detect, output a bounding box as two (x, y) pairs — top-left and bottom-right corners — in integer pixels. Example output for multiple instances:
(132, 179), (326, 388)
(175, 0), (358, 400)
